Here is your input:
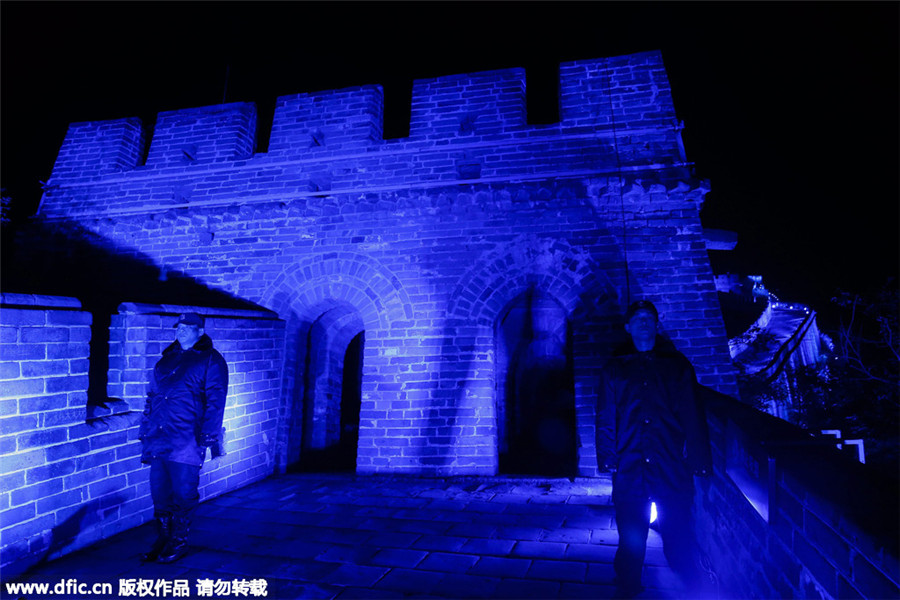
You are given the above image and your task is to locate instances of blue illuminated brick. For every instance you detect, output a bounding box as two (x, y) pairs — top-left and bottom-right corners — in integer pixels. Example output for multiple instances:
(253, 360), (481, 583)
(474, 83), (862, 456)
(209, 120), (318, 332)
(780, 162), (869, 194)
(25, 459), (76, 484)
(10, 480), (64, 507)
(0, 414), (39, 435)
(0, 378), (44, 397)
(0, 362), (20, 379)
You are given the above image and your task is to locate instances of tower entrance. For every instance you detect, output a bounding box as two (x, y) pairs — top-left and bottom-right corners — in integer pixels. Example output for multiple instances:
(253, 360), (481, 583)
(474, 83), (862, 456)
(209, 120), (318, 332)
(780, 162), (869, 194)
(291, 305), (364, 472)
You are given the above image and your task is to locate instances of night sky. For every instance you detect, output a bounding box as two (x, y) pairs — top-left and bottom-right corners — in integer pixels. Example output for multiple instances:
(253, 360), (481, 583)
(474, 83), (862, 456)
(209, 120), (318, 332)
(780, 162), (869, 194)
(2, 2), (897, 313)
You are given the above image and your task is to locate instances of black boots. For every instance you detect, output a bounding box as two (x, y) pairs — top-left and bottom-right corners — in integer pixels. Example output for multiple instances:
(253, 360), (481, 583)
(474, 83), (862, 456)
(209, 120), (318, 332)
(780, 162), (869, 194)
(140, 513), (172, 562)
(141, 513), (189, 563)
(156, 515), (190, 563)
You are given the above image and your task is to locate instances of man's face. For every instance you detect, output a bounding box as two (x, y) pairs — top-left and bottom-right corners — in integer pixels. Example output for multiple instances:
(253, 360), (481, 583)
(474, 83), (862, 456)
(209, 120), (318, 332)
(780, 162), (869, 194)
(624, 309), (658, 346)
(175, 324), (203, 350)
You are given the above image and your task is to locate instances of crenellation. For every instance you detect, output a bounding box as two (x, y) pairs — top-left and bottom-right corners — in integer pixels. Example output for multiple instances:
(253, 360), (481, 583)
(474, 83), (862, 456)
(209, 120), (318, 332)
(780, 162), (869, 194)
(144, 102), (257, 168)
(269, 85), (384, 156)
(49, 118), (145, 181)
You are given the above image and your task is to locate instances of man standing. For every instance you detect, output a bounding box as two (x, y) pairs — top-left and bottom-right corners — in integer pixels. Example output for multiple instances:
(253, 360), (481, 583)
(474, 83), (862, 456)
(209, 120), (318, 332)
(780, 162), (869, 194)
(596, 300), (712, 598)
(139, 312), (228, 563)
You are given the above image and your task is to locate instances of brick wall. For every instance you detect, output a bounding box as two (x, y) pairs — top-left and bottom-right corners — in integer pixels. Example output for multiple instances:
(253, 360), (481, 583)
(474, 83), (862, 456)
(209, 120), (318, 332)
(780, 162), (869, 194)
(0, 294), (105, 579)
(695, 389), (899, 599)
(0, 295), (284, 579)
(33, 49), (738, 478)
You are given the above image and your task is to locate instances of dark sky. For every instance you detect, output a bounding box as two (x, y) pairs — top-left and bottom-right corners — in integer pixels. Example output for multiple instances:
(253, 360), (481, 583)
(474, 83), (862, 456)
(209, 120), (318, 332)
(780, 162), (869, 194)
(2, 2), (897, 310)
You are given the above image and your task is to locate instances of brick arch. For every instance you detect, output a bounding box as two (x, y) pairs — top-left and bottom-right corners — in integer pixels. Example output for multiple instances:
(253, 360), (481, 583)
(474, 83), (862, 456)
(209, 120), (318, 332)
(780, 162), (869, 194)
(444, 236), (621, 476)
(261, 252), (413, 329)
(448, 235), (619, 327)
(261, 253), (412, 472)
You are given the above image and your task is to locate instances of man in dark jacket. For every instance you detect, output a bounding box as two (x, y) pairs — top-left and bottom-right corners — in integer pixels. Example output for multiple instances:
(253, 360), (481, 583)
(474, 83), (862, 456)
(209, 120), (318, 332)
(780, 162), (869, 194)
(139, 312), (228, 563)
(596, 300), (712, 598)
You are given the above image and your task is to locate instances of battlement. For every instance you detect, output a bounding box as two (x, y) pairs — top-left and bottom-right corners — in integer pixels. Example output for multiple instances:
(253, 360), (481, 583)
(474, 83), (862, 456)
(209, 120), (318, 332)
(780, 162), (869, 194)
(145, 102), (257, 167)
(269, 85), (384, 156)
(559, 51), (677, 130)
(409, 67), (527, 139)
(46, 51), (680, 191)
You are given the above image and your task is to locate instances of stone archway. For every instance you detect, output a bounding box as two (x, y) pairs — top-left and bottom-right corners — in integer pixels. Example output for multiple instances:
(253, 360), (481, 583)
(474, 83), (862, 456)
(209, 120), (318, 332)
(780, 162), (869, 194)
(447, 234), (621, 476)
(261, 252), (413, 473)
(295, 303), (365, 472)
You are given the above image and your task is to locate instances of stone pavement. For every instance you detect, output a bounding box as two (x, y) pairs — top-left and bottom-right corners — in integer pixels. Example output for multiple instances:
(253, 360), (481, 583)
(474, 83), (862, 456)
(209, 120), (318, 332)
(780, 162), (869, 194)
(2, 473), (686, 599)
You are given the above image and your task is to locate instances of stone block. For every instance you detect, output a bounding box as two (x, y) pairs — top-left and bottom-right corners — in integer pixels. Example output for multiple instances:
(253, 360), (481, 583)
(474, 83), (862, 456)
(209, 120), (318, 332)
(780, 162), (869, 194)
(0, 378), (44, 399)
(0, 414), (40, 436)
(418, 551), (480, 573)
(25, 458), (77, 485)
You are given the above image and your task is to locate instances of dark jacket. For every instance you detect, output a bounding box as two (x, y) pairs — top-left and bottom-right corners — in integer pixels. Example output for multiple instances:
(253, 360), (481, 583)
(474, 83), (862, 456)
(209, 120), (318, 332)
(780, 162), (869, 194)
(140, 334), (228, 466)
(596, 338), (711, 501)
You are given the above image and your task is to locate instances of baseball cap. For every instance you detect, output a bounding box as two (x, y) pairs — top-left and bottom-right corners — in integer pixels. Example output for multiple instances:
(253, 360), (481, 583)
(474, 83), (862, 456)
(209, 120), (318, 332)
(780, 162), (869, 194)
(624, 300), (658, 322)
(174, 312), (205, 328)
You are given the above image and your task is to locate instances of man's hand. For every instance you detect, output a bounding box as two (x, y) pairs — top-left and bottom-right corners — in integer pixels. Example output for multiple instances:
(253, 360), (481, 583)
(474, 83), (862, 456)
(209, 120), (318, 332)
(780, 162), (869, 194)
(210, 439), (226, 459)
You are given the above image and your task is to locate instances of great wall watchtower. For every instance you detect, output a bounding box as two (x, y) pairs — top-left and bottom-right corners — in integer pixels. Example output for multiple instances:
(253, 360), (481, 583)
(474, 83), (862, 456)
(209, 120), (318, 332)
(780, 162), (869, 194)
(8, 51), (898, 599)
(35, 50), (737, 477)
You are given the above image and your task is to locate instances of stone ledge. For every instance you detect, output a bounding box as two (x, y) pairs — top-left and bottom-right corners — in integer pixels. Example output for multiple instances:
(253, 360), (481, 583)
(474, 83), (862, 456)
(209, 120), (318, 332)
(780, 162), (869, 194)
(0, 294), (82, 309)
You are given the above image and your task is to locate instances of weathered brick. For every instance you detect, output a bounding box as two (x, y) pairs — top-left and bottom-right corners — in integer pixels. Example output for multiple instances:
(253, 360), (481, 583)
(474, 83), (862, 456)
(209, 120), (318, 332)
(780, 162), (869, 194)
(19, 393), (68, 414)
(10, 479), (64, 507)
(0, 362), (20, 379)
(16, 428), (68, 451)
(20, 327), (69, 343)
(0, 310), (45, 327)
(0, 414), (39, 436)
(21, 360), (70, 378)
(25, 458), (77, 485)
(0, 378), (44, 399)
(47, 312), (92, 326)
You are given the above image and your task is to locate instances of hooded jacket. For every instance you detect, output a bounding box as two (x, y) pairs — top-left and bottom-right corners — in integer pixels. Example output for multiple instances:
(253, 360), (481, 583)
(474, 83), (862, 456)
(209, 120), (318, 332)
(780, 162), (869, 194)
(596, 337), (711, 501)
(140, 334), (228, 466)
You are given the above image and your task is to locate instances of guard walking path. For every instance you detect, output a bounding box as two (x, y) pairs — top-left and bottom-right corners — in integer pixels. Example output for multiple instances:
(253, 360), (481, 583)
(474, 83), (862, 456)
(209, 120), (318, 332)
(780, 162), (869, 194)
(3, 473), (686, 599)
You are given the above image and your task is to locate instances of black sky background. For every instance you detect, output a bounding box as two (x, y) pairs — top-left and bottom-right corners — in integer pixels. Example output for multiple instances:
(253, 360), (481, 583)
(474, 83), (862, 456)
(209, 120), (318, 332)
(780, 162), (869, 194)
(2, 2), (897, 319)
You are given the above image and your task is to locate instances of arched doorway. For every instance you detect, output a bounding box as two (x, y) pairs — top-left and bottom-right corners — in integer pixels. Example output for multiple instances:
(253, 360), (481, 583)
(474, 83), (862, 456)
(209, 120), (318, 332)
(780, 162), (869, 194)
(496, 288), (576, 477)
(291, 305), (364, 472)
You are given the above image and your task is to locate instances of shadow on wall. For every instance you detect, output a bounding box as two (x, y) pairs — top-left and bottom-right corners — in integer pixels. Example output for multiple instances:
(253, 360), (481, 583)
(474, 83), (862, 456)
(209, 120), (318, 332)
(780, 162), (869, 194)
(31, 494), (128, 569)
(1, 217), (263, 409)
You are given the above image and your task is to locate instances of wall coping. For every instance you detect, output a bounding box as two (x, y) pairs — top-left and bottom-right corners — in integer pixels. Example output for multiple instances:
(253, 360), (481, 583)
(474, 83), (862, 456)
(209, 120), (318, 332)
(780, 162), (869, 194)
(116, 302), (279, 321)
(1, 293), (83, 309)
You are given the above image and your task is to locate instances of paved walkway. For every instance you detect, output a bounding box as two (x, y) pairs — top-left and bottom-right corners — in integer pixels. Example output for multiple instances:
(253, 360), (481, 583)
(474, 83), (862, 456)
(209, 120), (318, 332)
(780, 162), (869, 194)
(3, 473), (685, 599)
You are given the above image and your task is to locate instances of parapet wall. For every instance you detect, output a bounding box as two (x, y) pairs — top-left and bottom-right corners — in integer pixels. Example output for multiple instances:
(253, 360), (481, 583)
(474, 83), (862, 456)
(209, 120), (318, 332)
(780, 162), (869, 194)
(0, 296), (284, 579)
(696, 390), (899, 599)
(40, 51), (685, 219)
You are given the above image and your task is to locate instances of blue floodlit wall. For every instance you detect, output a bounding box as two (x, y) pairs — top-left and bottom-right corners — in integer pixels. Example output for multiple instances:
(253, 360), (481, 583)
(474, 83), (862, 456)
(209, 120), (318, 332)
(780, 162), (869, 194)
(0, 296), (284, 578)
(5, 50), (896, 598)
(34, 50), (739, 480)
(697, 389), (899, 599)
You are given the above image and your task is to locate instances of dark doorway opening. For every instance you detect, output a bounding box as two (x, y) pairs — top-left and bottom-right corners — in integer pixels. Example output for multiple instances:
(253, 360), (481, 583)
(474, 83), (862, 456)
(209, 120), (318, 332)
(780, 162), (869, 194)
(291, 309), (364, 473)
(337, 331), (363, 469)
(497, 288), (576, 477)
